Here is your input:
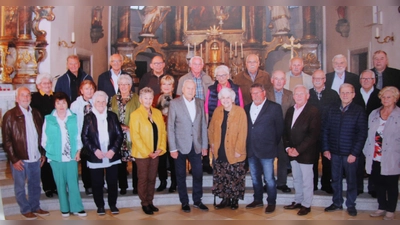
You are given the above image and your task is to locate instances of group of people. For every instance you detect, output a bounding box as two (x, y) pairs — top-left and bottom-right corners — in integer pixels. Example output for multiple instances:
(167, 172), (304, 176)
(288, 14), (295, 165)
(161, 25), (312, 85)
(2, 50), (399, 220)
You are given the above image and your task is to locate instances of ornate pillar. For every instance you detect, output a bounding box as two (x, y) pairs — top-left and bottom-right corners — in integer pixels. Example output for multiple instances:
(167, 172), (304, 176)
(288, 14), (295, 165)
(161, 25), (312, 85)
(301, 6), (320, 75)
(172, 6), (183, 45)
(117, 6), (131, 43)
(0, 6), (18, 83)
(247, 6), (257, 43)
(302, 6), (317, 41)
(13, 6), (37, 87)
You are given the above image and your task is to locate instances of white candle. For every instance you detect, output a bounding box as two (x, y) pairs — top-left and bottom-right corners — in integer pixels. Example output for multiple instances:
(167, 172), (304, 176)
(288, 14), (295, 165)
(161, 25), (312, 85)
(200, 44), (202, 58)
(379, 11), (383, 24)
(188, 43), (190, 54)
(372, 6), (377, 23)
(235, 42), (237, 57)
(376, 27), (379, 37)
(194, 43), (196, 56)
(241, 43), (243, 58)
(71, 32), (75, 42)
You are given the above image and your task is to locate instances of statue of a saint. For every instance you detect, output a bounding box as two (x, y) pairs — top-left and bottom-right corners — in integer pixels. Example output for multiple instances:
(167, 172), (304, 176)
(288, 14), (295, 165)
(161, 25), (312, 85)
(268, 6), (291, 34)
(210, 42), (220, 63)
(139, 6), (171, 36)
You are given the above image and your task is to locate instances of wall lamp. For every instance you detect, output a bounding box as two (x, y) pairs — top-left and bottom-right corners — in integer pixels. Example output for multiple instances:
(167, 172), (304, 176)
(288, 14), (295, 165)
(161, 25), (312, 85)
(58, 32), (75, 48)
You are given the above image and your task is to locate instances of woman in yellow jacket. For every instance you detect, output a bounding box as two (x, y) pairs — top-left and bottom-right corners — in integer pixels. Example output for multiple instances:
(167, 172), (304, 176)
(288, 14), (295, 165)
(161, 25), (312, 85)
(130, 87), (166, 215)
(208, 87), (247, 210)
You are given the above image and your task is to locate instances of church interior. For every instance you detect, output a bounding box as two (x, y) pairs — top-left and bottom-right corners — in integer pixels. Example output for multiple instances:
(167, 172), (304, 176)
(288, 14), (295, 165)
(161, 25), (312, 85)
(0, 5), (400, 220)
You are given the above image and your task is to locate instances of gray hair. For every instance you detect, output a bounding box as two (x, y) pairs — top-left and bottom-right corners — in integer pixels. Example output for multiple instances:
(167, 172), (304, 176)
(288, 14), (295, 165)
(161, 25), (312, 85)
(15, 86), (30, 98)
(189, 56), (204, 66)
(214, 65), (231, 78)
(35, 73), (52, 85)
(293, 84), (309, 94)
(92, 90), (108, 103)
(332, 54), (347, 64)
(339, 83), (354, 93)
(118, 74), (133, 86)
(182, 79), (196, 89)
(139, 87), (154, 98)
(218, 87), (236, 102)
(360, 70), (375, 79)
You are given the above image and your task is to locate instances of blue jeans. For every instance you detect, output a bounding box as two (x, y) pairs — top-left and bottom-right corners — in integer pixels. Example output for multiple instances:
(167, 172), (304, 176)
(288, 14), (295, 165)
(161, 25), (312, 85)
(330, 154), (358, 208)
(248, 156), (277, 205)
(174, 146), (203, 205)
(10, 160), (42, 214)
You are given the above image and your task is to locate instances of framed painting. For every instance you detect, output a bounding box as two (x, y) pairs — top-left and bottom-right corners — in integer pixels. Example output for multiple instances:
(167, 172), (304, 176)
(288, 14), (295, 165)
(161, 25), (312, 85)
(184, 6), (246, 34)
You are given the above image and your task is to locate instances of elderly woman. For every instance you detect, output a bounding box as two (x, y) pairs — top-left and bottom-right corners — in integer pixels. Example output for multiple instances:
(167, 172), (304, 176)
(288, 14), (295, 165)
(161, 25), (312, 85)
(81, 91), (123, 215)
(110, 74), (140, 195)
(30, 73), (57, 198)
(41, 92), (86, 217)
(70, 80), (96, 196)
(130, 87), (166, 215)
(152, 75), (178, 193)
(208, 87), (247, 210)
(363, 86), (400, 220)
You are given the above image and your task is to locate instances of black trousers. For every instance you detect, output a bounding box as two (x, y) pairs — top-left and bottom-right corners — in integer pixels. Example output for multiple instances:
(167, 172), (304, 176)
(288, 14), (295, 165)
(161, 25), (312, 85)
(117, 160), (138, 190)
(90, 164), (118, 208)
(80, 150), (92, 189)
(371, 161), (399, 212)
(41, 160), (57, 192)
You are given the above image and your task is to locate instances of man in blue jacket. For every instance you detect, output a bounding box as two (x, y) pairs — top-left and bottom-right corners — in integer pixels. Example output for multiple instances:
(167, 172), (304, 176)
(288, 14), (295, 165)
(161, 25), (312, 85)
(322, 83), (367, 217)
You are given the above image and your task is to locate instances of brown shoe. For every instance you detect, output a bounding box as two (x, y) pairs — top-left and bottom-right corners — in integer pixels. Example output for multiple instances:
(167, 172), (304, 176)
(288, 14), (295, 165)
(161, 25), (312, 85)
(284, 202), (302, 210)
(22, 212), (37, 220)
(264, 205), (276, 214)
(297, 206), (311, 215)
(245, 201), (264, 209)
(34, 208), (50, 216)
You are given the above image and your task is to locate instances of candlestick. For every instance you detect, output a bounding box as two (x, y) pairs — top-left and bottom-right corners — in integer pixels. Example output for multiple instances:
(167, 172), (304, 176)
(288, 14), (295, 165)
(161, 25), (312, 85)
(375, 27), (379, 37)
(241, 43), (243, 58)
(71, 32), (75, 43)
(235, 42), (237, 57)
(187, 43), (190, 54)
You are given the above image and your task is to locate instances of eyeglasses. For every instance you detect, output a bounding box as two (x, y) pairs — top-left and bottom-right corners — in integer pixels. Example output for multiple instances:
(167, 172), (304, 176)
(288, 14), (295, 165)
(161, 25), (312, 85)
(152, 62), (164, 66)
(216, 74), (228, 78)
(118, 83), (130, 86)
(360, 78), (375, 81)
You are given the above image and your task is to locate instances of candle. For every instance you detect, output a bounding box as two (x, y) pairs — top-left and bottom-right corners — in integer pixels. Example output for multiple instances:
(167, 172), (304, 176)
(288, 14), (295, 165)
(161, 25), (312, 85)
(241, 43), (243, 58)
(372, 6), (377, 23)
(187, 43), (190, 54)
(376, 27), (379, 37)
(235, 42), (237, 57)
(194, 42), (196, 56)
(71, 32), (75, 42)
(200, 44), (202, 58)
(379, 11), (383, 24)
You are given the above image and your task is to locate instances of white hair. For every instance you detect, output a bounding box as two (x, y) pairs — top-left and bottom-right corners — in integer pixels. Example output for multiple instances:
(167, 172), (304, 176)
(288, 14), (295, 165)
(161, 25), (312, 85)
(35, 73), (52, 85)
(118, 74), (133, 86)
(92, 90), (108, 103)
(218, 87), (236, 102)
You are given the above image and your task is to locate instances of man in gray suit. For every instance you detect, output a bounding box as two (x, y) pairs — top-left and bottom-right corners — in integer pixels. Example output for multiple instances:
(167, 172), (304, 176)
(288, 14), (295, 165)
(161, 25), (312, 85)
(267, 70), (295, 193)
(168, 79), (209, 213)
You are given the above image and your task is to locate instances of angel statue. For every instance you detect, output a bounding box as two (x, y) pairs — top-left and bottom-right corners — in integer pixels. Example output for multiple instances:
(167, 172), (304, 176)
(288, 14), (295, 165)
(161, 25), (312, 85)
(139, 6), (171, 36)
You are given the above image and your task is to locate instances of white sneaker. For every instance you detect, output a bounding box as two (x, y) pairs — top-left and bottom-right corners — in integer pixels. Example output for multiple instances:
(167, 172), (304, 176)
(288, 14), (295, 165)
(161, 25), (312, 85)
(370, 209), (386, 217)
(73, 210), (87, 217)
(61, 212), (70, 217)
(384, 212), (394, 220)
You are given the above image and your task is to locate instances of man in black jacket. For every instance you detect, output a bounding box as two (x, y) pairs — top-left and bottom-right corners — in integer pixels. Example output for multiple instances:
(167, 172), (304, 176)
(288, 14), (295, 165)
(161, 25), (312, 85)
(325, 54), (360, 94)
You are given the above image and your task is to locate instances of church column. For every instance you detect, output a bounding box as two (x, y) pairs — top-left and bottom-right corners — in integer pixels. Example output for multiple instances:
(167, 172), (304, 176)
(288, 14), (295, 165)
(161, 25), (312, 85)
(13, 6), (37, 88)
(247, 6), (257, 43)
(117, 6), (131, 43)
(301, 6), (320, 75)
(0, 6), (18, 83)
(172, 6), (183, 45)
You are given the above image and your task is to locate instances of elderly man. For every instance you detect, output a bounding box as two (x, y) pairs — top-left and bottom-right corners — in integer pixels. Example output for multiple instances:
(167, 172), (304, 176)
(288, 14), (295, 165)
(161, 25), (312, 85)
(55, 55), (93, 102)
(233, 54), (272, 105)
(168, 79), (209, 213)
(325, 54), (360, 94)
(139, 55), (167, 94)
(266, 70), (295, 193)
(176, 56), (213, 173)
(284, 57), (313, 91)
(322, 83), (367, 217)
(98, 53), (133, 103)
(371, 50), (400, 106)
(283, 85), (321, 216)
(2, 87), (50, 220)
(353, 70), (381, 197)
(245, 83), (284, 214)
(307, 69), (340, 194)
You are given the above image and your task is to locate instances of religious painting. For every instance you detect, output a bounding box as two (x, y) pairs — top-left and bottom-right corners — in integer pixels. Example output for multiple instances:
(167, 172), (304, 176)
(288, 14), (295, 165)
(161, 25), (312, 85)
(184, 6), (245, 34)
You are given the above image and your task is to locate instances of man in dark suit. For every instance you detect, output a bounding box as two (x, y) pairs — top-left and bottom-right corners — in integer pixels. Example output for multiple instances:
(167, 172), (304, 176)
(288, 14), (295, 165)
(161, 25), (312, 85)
(245, 83), (284, 214)
(266, 70), (295, 193)
(283, 85), (321, 216)
(138, 55), (166, 94)
(325, 54), (360, 94)
(97, 53), (133, 104)
(308, 69), (340, 194)
(371, 50), (400, 106)
(168, 79), (209, 213)
(353, 69), (381, 197)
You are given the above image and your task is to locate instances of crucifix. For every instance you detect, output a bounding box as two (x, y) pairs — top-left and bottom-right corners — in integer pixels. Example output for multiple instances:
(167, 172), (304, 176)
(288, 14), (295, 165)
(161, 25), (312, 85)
(282, 36), (303, 59)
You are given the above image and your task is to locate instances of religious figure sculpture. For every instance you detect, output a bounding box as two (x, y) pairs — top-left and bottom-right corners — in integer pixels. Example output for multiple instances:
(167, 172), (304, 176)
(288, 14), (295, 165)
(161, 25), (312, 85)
(268, 6), (291, 34)
(139, 6), (171, 36)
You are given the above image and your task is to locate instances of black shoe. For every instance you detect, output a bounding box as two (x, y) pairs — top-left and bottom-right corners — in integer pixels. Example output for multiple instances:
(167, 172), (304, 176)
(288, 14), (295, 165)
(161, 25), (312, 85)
(368, 191), (377, 198)
(287, 169), (292, 175)
(277, 185), (291, 193)
(181, 203), (191, 213)
(168, 182), (176, 193)
(324, 204), (343, 212)
(284, 202), (302, 210)
(215, 198), (231, 210)
(97, 207), (105, 215)
(120, 189), (127, 195)
(347, 207), (357, 216)
(142, 205), (153, 215)
(203, 166), (213, 174)
(110, 206), (119, 214)
(230, 199), (239, 210)
(357, 190), (364, 195)
(297, 206), (311, 216)
(321, 186), (333, 194)
(45, 190), (53, 198)
(53, 189), (58, 195)
(148, 204), (159, 212)
(265, 205), (276, 214)
(132, 188), (138, 195)
(85, 188), (93, 196)
(156, 180), (167, 192)
(193, 202), (209, 211)
(246, 201), (264, 209)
